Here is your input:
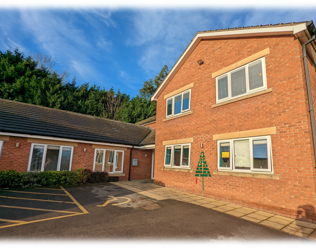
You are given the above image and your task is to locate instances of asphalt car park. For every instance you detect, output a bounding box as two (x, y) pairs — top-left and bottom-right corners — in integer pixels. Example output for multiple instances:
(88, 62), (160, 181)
(0, 182), (307, 240)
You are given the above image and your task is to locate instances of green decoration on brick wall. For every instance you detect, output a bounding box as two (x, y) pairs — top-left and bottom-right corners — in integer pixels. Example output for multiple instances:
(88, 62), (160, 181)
(195, 150), (211, 196)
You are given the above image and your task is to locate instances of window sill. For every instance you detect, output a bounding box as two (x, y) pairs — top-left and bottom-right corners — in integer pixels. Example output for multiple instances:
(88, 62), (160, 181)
(213, 170), (279, 180)
(163, 111), (193, 122)
(162, 167), (194, 173)
(212, 88), (273, 108)
(108, 173), (125, 177)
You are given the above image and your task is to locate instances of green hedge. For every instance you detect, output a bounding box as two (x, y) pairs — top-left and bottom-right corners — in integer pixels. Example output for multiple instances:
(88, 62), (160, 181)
(0, 169), (108, 189)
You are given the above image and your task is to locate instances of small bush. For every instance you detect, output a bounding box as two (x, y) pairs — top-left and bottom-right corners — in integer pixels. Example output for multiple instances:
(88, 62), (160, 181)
(87, 171), (108, 183)
(0, 170), (22, 188)
(76, 168), (91, 184)
(21, 171), (41, 187)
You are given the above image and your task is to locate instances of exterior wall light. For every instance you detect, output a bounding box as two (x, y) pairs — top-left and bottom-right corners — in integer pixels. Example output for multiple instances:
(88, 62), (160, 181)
(83, 148), (86, 152)
(16, 143), (19, 148)
(197, 59), (204, 65)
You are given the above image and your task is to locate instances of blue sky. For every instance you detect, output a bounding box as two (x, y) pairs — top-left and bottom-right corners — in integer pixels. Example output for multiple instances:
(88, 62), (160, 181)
(1, 6), (316, 98)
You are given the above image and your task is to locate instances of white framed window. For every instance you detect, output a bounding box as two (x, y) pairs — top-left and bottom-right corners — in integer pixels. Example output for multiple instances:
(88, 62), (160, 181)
(217, 135), (273, 173)
(216, 58), (267, 104)
(0, 140), (3, 160)
(164, 143), (191, 168)
(166, 89), (191, 118)
(93, 149), (124, 173)
(27, 144), (74, 172)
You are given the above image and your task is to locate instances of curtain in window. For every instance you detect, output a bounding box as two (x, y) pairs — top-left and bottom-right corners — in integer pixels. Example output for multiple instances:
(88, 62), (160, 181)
(174, 95), (182, 114)
(95, 150), (104, 171)
(114, 151), (123, 172)
(249, 61), (263, 90)
(173, 146), (181, 166)
(231, 68), (246, 97)
(218, 76), (228, 100)
(105, 150), (114, 172)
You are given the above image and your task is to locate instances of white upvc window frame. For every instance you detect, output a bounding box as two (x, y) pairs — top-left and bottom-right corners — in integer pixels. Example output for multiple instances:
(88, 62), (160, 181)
(93, 148), (124, 174)
(27, 143), (74, 172)
(164, 143), (191, 169)
(0, 140), (3, 160)
(215, 57), (267, 104)
(217, 135), (273, 173)
(166, 89), (191, 118)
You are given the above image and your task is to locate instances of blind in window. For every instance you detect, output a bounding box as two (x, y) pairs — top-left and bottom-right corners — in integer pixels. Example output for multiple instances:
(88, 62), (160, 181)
(182, 92), (190, 110)
(218, 76), (228, 100)
(249, 61), (263, 90)
(231, 68), (246, 97)
(174, 95), (182, 114)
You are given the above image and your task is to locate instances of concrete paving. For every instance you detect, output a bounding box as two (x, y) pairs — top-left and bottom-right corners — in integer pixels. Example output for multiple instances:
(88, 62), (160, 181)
(0, 182), (313, 240)
(114, 180), (316, 240)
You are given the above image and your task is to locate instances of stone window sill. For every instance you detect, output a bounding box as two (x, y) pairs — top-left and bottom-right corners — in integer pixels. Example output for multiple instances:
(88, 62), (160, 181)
(162, 167), (194, 173)
(212, 88), (273, 108)
(213, 170), (279, 180)
(163, 111), (193, 122)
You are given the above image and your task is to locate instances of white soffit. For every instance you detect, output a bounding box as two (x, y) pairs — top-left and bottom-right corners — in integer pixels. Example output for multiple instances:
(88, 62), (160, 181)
(151, 23), (308, 101)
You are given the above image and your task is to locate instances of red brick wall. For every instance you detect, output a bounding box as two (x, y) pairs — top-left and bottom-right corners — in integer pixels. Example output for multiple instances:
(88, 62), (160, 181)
(0, 137), (151, 181)
(130, 149), (153, 180)
(153, 35), (316, 222)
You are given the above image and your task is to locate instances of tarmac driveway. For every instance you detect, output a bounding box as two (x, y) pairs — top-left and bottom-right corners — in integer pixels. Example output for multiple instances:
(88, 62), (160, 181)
(0, 182), (306, 240)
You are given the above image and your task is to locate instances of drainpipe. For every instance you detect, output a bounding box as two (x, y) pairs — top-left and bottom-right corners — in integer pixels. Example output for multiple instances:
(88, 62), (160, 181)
(128, 146), (134, 181)
(302, 35), (316, 168)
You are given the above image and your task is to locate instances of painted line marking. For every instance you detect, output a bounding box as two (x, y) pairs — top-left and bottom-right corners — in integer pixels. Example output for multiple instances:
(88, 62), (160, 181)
(97, 195), (131, 207)
(1, 190), (68, 196)
(0, 195), (75, 204)
(0, 218), (26, 224)
(60, 186), (88, 214)
(0, 205), (78, 214)
(33, 188), (64, 191)
(0, 213), (83, 230)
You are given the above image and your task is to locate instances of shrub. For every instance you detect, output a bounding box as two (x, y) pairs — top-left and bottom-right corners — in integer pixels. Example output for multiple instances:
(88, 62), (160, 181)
(21, 171), (41, 187)
(76, 168), (91, 184)
(87, 171), (108, 183)
(0, 170), (22, 188)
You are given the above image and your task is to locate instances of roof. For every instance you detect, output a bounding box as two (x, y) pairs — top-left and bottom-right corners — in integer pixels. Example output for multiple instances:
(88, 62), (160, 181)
(135, 116), (156, 126)
(0, 98), (154, 146)
(151, 21), (316, 101)
(140, 129), (155, 145)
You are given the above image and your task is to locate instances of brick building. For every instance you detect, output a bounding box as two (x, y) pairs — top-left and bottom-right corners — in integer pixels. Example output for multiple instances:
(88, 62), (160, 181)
(149, 21), (316, 223)
(0, 99), (155, 181)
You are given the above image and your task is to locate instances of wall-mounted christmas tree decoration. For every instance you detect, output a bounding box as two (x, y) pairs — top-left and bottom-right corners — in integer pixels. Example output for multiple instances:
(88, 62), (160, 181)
(195, 150), (211, 196)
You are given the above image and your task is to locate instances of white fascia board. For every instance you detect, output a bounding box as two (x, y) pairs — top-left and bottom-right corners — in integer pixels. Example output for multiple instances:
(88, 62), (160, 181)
(151, 23), (308, 101)
(0, 132), (133, 148)
(134, 144), (155, 149)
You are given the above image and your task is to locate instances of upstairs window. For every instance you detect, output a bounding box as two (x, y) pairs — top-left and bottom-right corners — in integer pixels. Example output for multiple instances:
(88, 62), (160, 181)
(166, 90), (191, 118)
(216, 58), (267, 103)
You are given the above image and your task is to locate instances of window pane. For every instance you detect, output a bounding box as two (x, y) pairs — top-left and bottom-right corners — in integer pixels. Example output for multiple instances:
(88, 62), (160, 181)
(182, 92), (190, 110)
(30, 145), (44, 171)
(219, 142), (230, 168)
(234, 140), (250, 170)
(44, 145), (60, 171)
(114, 151), (123, 172)
(249, 61), (263, 90)
(104, 150), (114, 172)
(218, 76), (228, 100)
(95, 150), (104, 171)
(165, 147), (171, 165)
(0, 140), (3, 160)
(182, 146), (189, 166)
(60, 147), (72, 171)
(173, 146), (181, 166)
(253, 139), (268, 169)
(174, 95), (182, 114)
(231, 67), (246, 97)
(167, 99), (173, 116)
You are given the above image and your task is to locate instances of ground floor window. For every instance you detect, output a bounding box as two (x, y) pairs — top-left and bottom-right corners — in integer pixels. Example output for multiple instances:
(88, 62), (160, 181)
(217, 136), (272, 173)
(164, 144), (191, 168)
(28, 144), (74, 171)
(93, 148), (124, 173)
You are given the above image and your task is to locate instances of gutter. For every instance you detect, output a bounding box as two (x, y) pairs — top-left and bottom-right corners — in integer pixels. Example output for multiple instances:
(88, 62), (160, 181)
(302, 34), (316, 168)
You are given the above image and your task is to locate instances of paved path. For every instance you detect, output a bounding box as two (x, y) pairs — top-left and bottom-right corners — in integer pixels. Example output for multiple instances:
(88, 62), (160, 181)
(114, 180), (316, 240)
